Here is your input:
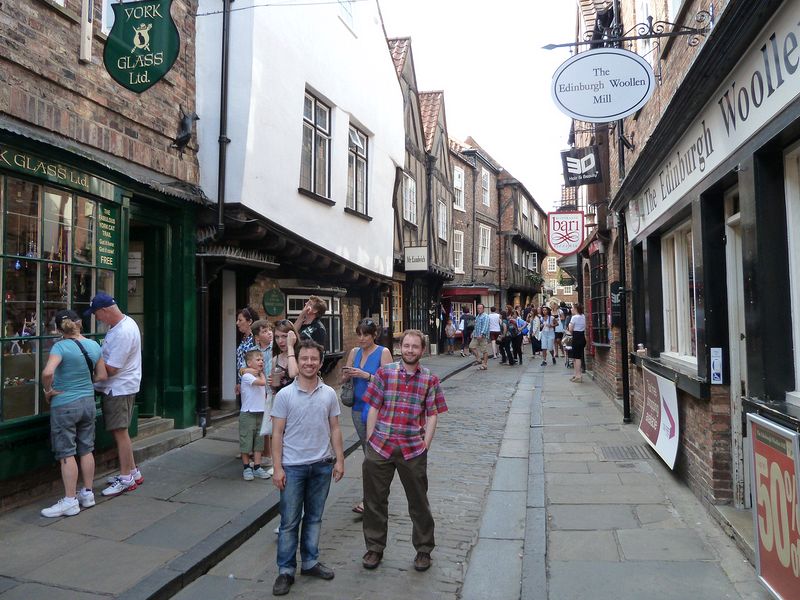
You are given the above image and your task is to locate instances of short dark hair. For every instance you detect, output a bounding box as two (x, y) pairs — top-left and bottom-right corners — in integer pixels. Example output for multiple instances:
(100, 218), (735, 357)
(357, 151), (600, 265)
(237, 306), (259, 322)
(307, 295), (328, 318)
(355, 318), (379, 336)
(297, 339), (324, 361)
(251, 319), (272, 336)
(400, 329), (426, 349)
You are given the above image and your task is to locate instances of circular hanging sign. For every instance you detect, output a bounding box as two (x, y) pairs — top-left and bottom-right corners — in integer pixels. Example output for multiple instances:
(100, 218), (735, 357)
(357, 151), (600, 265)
(551, 48), (655, 123)
(262, 289), (285, 316)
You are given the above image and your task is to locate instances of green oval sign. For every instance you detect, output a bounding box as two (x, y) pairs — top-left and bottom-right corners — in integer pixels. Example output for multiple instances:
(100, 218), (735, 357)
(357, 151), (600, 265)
(103, 0), (180, 93)
(262, 289), (285, 317)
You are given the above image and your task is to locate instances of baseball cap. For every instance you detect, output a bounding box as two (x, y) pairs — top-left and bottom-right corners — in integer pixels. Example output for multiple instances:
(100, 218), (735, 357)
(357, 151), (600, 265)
(85, 292), (117, 317)
(54, 309), (81, 331)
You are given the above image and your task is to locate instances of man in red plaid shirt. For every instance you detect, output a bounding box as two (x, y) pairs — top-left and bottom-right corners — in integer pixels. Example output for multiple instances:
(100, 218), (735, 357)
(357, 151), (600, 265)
(360, 329), (448, 572)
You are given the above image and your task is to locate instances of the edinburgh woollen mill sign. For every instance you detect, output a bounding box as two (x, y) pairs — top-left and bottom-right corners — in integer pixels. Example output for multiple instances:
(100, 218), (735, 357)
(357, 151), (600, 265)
(104, 0), (180, 93)
(548, 211), (585, 256)
(551, 48), (655, 122)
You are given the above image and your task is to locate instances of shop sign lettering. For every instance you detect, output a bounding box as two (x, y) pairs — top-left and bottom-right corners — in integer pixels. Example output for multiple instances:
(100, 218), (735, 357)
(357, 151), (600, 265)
(627, 1), (800, 240)
(97, 207), (118, 268)
(547, 211), (584, 256)
(747, 413), (800, 599)
(103, 0), (180, 93)
(404, 246), (428, 272)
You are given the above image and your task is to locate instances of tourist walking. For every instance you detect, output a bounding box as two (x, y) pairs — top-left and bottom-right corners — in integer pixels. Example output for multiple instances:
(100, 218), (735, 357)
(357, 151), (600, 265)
(361, 330), (448, 572)
(469, 304), (490, 370)
(539, 306), (556, 366)
(568, 303), (587, 383)
(40, 310), (107, 517)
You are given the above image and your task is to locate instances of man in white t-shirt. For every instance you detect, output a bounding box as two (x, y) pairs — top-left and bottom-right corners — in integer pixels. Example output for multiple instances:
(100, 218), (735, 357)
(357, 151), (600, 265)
(270, 339), (344, 596)
(87, 293), (143, 497)
(487, 306), (502, 359)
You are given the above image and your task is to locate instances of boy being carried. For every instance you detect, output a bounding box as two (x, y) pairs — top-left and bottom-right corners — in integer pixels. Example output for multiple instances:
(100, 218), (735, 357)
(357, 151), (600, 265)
(239, 349), (272, 481)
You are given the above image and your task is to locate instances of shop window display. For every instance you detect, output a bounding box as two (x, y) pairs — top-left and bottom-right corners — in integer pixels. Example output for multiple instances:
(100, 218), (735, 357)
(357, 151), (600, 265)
(0, 175), (116, 422)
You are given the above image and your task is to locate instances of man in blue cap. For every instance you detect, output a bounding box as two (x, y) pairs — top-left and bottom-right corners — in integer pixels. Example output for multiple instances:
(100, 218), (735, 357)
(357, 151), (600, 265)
(86, 293), (143, 496)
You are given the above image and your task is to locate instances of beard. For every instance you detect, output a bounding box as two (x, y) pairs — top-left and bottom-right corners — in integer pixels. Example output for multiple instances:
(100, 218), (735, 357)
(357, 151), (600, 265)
(402, 352), (421, 366)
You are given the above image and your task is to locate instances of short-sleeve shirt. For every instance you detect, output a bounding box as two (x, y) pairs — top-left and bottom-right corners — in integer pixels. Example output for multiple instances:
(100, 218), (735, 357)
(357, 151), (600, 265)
(94, 316), (141, 396)
(299, 319), (327, 351)
(488, 312), (501, 333)
(240, 373), (266, 413)
(272, 378), (340, 466)
(570, 314), (587, 332)
(51, 338), (102, 408)
(236, 335), (255, 385)
(363, 362), (448, 460)
(473, 312), (490, 337)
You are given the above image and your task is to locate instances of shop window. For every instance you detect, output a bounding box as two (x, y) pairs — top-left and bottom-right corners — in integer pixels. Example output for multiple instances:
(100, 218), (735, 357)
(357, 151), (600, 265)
(1, 176), (115, 422)
(590, 250), (609, 344)
(391, 282), (404, 333)
(784, 146), (800, 403)
(299, 93), (331, 198)
(286, 294), (342, 353)
(661, 222), (697, 365)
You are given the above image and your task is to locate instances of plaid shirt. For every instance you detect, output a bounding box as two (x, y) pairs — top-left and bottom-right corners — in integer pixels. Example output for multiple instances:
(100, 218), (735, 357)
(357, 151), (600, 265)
(473, 312), (489, 338)
(363, 362), (448, 459)
(235, 335), (254, 384)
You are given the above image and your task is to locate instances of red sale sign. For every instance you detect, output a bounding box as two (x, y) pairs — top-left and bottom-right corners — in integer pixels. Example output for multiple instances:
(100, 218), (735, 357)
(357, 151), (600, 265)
(747, 413), (800, 599)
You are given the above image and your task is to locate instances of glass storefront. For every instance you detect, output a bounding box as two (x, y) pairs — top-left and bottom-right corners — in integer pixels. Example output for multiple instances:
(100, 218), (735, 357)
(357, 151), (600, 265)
(1, 174), (117, 422)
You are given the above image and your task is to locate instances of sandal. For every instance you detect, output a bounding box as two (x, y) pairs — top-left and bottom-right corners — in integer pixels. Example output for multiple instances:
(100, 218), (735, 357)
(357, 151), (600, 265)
(352, 502), (364, 514)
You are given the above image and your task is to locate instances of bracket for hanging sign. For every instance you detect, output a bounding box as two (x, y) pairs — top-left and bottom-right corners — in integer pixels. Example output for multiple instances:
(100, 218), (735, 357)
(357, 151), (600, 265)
(543, 10), (713, 51)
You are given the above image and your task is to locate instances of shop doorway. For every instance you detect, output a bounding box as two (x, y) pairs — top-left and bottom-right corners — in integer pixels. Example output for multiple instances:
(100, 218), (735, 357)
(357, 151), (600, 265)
(128, 220), (165, 418)
(725, 186), (750, 509)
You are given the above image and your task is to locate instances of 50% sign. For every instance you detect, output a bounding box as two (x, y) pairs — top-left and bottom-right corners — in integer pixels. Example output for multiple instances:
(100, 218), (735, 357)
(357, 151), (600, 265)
(749, 413), (800, 599)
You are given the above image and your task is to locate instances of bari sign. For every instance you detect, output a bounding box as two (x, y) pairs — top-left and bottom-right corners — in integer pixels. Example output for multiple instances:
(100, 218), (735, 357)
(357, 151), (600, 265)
(103, 0), (180, 93)
(551, 48), (655, 123)
(547, 211), (584, 256)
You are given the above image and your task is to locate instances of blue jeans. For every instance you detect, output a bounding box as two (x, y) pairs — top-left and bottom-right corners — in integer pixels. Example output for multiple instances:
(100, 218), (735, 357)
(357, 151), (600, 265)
(277, 459), (334, 575)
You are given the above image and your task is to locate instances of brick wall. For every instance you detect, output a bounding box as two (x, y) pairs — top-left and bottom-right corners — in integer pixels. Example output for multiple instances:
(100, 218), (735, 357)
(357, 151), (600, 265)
(0, 0), (199, 183)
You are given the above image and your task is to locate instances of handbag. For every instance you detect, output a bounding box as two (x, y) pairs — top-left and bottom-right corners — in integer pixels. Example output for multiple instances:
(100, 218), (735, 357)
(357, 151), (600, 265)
(562, 334), (573, 348)
(259, 394), (273, 436)
(69, 338), (95, 382)
(340, 379), (354, 407)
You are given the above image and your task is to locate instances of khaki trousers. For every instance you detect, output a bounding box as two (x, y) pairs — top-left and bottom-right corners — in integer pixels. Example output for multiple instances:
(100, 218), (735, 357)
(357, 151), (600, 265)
(362, 444), (435, 553)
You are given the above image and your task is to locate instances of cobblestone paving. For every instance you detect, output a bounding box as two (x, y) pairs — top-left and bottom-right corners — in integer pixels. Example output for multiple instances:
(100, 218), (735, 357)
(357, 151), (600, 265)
(187, 363), (525, 600)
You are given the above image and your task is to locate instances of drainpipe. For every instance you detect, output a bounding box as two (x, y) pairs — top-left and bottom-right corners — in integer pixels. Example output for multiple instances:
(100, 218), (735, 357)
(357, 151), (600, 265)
(216, 0), (233, 239)
(426, 152), (436, 347)
(618, 211), (631, 423)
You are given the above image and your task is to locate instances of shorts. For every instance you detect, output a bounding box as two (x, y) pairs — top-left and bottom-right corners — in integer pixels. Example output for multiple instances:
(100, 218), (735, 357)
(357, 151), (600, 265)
(51, 396), (96, 460)
(102, 392), (136, 431)
(490, 331), (500, 341)
(469, 336), (489, 354)
(555, 332), (564, 340)
(239, 411), (265, 454)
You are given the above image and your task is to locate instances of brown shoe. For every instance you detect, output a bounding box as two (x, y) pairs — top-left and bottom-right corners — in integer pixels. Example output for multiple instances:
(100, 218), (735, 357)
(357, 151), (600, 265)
(362, 550), (383, 569)
(413, 551), (431, 571)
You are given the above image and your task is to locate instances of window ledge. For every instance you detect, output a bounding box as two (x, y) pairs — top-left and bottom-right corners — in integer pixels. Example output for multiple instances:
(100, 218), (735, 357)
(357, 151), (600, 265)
(298, 188), (335, 206)
(403, 219), (418, 230)
(453, 205), (466, 213)
(630, 352), (709, 400)
(786, 391), (800, 408)
(476, 265), (496, 271)
(592, 342), (612, 348)
(344, 207), (372, 221)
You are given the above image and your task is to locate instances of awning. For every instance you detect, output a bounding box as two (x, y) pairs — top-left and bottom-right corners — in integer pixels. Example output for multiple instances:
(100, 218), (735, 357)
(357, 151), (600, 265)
(441, 287), (490, 297)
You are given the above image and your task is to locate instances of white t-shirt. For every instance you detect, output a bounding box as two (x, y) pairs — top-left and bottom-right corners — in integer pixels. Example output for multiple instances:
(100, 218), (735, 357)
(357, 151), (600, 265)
(95, 315), (142, 396)
(240, 373), (266, 413)
(569, 314), (587, 332)
(488, 312), (501, 332)
(272, 378), (340, 466)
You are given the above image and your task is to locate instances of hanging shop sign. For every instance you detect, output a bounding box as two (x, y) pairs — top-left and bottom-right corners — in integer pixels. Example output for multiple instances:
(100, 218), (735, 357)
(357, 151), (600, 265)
(103, 0), (180, 93)
(551, 48), (655, 123)
(404, 246), (429, 272)
(561, 146), (603, 186)
(626, 1), (800, 240)
(638, 365), (680, 469)
(746, 413), (800, 599)
(547, 211), (585, 256)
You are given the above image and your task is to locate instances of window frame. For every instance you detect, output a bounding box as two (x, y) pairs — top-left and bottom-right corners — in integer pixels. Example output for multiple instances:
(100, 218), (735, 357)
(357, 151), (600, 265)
(437, 198), (447, 241)
(547, 256), (557, 272)
(402, 173), (417, 225)
(481, 168), (490, 206)
(453, 166), (465, 211)
(286, 293), (342, 353)
(478, 224), (491, 266)
(453, 230), (464, 274)
(660, 221), (698, 367)
(346, 125), (368, 215)
(299, 93), (331, 198)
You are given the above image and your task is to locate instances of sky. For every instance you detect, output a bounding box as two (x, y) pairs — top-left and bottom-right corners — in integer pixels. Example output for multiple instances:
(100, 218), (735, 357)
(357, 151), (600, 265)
(378, 0), (576, 211)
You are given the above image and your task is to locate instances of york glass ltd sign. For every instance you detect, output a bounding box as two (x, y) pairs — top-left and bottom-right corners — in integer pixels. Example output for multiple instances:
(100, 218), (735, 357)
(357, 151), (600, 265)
(551, 48), (655, 122)
(547, 211), (585, 256)
(103, 0), (180, 93)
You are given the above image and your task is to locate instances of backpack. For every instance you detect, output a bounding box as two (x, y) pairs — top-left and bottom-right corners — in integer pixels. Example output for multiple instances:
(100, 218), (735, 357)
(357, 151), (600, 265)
(462, 314), (476, 330)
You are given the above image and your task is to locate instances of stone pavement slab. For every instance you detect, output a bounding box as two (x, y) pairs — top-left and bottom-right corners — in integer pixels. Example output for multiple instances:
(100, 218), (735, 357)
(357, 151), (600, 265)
(492, 457), (528, 491)
(548, 530), (620, 561)
(478, 491), (527, 539)
(127, 503), (240, 551)
(549, 504), (638, 530)
(460, 538), (523, 600)
(0, 525), (90, 578)
(617, 528), (714, 561)
(0, 582), (107, 600)
(547, 483), (667, 504)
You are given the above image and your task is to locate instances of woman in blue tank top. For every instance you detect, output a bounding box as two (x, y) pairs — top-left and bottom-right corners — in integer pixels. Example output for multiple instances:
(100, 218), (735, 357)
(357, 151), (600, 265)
(341, 318), (392, 513)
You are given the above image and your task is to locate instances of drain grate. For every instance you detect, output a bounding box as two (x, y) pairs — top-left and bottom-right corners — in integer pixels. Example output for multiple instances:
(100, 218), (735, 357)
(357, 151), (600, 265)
(599, 445), (653, 461)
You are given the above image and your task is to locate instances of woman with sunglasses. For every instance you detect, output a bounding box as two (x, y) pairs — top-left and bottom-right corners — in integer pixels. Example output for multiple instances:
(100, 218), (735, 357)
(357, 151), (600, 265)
(270, 320), (300, 394)
(341, 318), (392, 514)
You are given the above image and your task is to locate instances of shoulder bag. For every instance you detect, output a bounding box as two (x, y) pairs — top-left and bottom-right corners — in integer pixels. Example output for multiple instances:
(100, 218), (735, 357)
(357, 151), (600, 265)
(340, 379), (354, 407)
(69, 338), (95, 382)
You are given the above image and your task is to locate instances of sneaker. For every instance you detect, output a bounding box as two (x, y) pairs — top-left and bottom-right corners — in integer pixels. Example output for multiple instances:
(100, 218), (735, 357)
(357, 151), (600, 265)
(301, 562), (334, 579)
(243, 466), (254, 481)
(253, 466), (272, 479)
(41, 497), (80, 518)
(101, 476), (138, 497)
(263, 456), (274, 468)
(77, 489), (95, 508)
(106, 469), (143, 486)
(540, 361), (547, 366)
(272, 574), (295, 596)
(274, 526), (280, 534)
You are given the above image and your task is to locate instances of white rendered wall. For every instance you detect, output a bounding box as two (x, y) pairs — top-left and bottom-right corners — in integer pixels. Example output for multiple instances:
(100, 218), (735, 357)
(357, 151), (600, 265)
(196, 0), (404, 278)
